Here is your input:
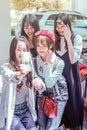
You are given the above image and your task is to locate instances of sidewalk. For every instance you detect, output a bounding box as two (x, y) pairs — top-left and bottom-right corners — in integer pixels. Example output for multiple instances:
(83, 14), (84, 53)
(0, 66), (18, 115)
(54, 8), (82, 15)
(0, 118), (87, 130)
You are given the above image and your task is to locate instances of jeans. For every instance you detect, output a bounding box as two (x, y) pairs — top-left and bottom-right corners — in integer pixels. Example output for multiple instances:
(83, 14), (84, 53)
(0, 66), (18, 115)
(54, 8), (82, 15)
(11, 102), (36, 130)
(37, 97), (66, 130)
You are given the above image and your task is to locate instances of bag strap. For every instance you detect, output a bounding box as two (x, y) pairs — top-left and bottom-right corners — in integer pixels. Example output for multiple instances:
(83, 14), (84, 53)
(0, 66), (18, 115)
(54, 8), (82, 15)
(52, 87), (57, 102)
(33, 58), (57, 102)
(84, 76), (87, 97)
(33, 58), (49, 94)
(33, 58), (38, 76)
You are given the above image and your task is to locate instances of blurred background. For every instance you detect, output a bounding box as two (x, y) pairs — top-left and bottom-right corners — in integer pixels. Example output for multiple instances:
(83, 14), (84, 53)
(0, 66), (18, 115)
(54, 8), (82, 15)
(0, 0), (87, 65)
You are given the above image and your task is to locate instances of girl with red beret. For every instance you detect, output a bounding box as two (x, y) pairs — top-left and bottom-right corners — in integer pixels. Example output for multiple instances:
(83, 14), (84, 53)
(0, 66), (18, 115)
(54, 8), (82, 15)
(33, 30), (68, 130)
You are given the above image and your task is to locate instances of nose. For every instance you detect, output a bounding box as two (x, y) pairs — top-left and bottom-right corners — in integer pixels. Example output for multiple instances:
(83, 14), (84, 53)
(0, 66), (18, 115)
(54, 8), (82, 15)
(20, 50), (25, 55)
(27, 26), (33, 32)
(21, 50), (24, 53)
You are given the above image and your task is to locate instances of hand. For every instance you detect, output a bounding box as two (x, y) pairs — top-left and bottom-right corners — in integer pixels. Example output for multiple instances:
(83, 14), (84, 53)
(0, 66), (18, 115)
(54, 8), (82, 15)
(63, 24), (72, 44)
(32, 78), (43, 90)
(45, 50), (53, 64)
(20, 64), (32, 73)
(16, 64), (30, 79)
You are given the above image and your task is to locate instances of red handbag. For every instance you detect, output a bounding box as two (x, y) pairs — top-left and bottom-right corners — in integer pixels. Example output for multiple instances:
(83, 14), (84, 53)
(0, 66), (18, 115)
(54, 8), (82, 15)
(80, 68), (87, 76)
(33, 58), (58, 118)
(40, 87), (58, 118)
(79, 62), (86, 70)
(79, 62), (87, 81)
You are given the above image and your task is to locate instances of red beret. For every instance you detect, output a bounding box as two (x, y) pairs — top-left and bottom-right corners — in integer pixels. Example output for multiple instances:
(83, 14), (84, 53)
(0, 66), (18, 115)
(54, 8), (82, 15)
(35, 30), (55, 44)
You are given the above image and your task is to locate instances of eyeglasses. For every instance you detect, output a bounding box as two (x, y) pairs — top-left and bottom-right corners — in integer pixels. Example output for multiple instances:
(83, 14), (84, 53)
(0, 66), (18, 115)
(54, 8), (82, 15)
(56, 25), (65, 30)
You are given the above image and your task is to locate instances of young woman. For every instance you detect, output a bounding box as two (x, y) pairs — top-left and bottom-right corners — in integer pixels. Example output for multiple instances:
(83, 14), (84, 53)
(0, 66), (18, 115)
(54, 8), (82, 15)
(33, 30), (68, 130)
(54, 13), (83, 130)
(0, 36), (45, 130)
(21, 14), (40, 57)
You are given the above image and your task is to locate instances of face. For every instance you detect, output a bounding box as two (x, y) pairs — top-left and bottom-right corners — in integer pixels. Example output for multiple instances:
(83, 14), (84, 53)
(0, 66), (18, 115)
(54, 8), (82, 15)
(36, 36), (49, 61)
(24, 22), (35, 40)
(56, 21), (65, 36)
(15, 41), (27, 64)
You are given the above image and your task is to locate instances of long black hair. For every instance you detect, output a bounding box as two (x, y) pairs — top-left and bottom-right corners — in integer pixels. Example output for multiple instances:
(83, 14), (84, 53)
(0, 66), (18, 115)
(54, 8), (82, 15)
(21, 14), (40, 39)
(54, 13), (75, 50)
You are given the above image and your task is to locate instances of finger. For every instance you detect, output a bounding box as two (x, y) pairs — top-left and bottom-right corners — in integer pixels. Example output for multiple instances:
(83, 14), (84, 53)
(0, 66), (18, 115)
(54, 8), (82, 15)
(35, 85), (42, 90)
(66, 24), (70, 30)
(33, 82), (41, 87)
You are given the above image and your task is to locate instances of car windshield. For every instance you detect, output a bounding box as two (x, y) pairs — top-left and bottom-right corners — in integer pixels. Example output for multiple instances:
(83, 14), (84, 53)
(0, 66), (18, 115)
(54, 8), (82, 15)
(35, 14), (43, 21)
(69, 14), (87, 27)
(39, 13), (87, 28)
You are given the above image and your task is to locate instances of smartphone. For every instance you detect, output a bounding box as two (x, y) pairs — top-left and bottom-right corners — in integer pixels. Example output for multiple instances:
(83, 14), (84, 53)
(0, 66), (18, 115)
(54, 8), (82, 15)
(21, 52), (32, 71)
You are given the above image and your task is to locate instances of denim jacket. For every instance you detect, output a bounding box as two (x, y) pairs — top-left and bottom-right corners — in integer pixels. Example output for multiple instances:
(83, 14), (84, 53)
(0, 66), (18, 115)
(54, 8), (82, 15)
(35, 53), (68, 120)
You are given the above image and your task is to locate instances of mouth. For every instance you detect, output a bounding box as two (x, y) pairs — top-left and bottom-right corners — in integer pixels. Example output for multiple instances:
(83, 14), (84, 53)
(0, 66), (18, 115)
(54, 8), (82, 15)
(59, 32), (64, 35)
(28, 33), (33, 36)
(39, 50), (45, 53)
(19, 54), (21, 58)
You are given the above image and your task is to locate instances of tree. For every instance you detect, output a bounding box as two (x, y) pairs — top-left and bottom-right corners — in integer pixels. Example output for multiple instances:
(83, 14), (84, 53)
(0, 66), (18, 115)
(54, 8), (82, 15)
(11, 0), (36, 11)
(11, 0), (71, 11)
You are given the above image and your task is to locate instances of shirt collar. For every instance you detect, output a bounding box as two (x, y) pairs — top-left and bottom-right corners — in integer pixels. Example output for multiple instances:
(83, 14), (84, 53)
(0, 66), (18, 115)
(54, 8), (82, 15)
(37, 53), (56, 64)
(50, 53), (56, 64)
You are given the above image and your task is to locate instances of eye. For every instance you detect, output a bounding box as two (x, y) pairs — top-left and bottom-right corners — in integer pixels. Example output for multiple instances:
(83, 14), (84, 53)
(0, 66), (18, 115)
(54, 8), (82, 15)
(16, 48), (21, 52)
(24, 26), (28, 30)
(42, 42), (48, 47)
(23, 48), (27, 52)
(42, 44), (47, 47)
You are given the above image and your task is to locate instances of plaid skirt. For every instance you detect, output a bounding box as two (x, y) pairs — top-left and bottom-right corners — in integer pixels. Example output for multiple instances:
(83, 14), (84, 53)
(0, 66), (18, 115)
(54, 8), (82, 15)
(11, 102), (36, 130)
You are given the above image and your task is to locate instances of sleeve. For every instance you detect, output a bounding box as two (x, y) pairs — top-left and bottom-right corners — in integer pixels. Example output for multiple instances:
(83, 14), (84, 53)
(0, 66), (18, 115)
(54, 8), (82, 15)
(32, 69), (46, 94)
(27, 88), (37, 121)
(44, 58), (67, 88)
(73, 34), (83, 63)
(44, 58), (68, 102)
(0, 63), (22, 84)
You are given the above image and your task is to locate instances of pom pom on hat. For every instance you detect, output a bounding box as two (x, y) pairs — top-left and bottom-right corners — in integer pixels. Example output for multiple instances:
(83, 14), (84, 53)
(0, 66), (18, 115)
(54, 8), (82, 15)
(35, 30), (55, 44)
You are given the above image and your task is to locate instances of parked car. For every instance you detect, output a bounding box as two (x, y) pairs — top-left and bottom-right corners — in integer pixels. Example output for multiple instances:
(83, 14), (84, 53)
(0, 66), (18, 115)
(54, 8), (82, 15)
(15, 10), (87, 52)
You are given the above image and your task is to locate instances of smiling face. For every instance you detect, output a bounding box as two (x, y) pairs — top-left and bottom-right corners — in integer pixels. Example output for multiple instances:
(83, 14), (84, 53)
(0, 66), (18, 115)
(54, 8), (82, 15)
(55, 21), (65, 36)
(15, 41), (27, 64)
(35, 35), (50, 61)
(24, 22), (35, 41)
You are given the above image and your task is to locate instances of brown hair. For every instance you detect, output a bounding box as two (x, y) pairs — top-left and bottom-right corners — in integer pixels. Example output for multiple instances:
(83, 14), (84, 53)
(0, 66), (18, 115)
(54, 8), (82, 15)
(34, 35), (55, 51)
(9, 35), (32, 89)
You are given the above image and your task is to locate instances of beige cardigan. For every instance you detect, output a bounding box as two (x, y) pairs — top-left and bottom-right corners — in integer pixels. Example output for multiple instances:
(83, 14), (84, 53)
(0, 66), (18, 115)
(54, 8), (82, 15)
(0, 63), (45, 130)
